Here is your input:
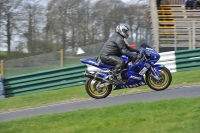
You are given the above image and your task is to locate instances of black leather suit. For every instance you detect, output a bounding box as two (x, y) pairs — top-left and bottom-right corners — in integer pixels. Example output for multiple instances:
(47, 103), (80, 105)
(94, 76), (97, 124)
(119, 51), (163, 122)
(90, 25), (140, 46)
(100, 32), (139, 71)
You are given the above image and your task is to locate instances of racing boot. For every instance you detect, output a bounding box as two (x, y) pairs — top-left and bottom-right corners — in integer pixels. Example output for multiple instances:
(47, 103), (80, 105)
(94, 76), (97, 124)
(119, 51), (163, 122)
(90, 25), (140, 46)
(110, 68), (124, 85)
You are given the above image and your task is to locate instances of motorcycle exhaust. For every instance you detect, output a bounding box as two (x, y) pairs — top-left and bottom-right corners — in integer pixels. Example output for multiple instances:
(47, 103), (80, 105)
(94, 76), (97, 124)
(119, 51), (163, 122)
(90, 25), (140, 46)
(83, 71), (109, 82)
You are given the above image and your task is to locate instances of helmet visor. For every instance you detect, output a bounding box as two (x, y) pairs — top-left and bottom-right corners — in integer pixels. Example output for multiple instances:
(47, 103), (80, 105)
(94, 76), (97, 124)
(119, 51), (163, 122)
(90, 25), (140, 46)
(123, 29), (129, 35)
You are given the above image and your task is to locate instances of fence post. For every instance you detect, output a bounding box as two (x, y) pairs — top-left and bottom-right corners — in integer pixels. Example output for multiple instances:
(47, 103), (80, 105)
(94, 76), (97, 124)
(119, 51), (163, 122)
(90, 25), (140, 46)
(174, 22), (177, 51)
(192, 20), (196, 49)
(60, 49), (64, 67)
(0, 60), (4, 77)
(188, 22), (192, 49)
(0, 75), (5, 99)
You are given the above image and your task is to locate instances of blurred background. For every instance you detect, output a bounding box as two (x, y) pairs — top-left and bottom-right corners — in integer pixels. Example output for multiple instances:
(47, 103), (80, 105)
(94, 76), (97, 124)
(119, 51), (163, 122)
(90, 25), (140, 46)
(0, 0), (151, 76)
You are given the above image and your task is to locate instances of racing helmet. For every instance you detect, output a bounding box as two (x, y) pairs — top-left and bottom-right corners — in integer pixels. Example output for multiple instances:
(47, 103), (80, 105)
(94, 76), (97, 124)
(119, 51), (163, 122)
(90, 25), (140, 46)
(116, 23), (130, 39)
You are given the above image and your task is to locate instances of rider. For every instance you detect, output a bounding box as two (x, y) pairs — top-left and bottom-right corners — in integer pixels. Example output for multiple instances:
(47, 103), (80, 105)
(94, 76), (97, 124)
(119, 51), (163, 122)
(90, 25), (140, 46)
(100, 23), (140, 85)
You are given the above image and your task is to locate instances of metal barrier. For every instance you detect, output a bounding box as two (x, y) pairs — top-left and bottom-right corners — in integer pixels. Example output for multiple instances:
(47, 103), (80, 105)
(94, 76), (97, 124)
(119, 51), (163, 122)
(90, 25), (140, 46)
(157, 51), (177, 72)
(175, 48), (200, 72)
(157, 48), (200, 72)
(3, 64), (87, 97)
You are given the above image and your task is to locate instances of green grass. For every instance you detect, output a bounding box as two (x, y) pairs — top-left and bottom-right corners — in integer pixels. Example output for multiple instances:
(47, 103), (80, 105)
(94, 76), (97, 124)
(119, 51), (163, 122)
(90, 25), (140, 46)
(1, 69), (200, 113)
(0, 97), (199, 133)
(172, 69), (200, 84)
(0, 51), (7, 56)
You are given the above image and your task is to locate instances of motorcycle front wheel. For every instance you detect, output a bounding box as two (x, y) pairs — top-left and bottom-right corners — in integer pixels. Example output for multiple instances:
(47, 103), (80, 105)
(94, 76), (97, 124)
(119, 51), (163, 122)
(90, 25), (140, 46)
(146, 67), (172, 91)
(85, 78), (112, 99)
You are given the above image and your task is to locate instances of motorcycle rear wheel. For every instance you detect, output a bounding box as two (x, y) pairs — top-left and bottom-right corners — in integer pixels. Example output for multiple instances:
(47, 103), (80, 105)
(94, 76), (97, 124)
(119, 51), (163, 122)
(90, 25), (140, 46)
(85, 78), (112, 99)
(146, 67), (172, 91)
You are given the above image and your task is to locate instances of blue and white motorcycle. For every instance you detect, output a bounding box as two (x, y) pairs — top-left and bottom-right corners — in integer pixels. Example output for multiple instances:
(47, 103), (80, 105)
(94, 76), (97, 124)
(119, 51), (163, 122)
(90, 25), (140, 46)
(80, 43), (172, 99)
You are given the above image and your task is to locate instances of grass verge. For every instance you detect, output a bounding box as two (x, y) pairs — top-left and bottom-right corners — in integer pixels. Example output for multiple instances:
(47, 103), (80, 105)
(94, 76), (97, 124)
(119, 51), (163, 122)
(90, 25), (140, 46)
(0, 69), (200, 113)
(0, 97), (199, 133)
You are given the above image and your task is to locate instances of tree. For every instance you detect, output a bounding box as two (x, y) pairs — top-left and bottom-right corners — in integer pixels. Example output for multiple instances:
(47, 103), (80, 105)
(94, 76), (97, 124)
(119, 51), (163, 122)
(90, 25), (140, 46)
(91, 0), (126, 42)
(0, 0), (23, 57)
(22, 0), (45, 54)
(125, 3), (150, 46)
(46, 0), (93, 50)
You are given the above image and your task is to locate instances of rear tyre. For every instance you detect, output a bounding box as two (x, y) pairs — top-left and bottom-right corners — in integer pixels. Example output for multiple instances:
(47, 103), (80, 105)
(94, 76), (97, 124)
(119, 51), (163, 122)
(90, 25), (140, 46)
(85, 78), (112, 99)
(146, 67), (172, 91)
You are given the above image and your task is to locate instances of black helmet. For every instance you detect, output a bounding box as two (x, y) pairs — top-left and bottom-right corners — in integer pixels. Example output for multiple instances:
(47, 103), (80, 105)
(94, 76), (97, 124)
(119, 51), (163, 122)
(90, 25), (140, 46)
(116, 23), (130, 39)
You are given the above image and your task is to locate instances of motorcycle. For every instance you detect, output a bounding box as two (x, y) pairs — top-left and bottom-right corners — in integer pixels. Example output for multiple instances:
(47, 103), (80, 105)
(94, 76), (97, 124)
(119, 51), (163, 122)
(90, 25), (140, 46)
(80, 43), (172, 99)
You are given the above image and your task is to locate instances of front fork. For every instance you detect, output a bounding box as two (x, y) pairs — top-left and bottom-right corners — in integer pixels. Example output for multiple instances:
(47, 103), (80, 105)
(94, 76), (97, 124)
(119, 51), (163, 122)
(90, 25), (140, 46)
(150, 67), (160, 80)
(149, 65), (164, 80)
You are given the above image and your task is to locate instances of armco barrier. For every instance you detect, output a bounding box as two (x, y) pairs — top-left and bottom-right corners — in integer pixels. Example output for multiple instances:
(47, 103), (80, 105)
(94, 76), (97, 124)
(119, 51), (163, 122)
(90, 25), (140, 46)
(3, 64), (87, 97)
(154, 48), (200, 73)
(157, 51), (176, 72)
(175, 48), (200, 72)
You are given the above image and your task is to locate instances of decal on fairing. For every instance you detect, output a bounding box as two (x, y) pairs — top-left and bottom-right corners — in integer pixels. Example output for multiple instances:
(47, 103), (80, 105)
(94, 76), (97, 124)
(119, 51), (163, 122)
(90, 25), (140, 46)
(88, 60), (99, 66)
(129, 76), (142, 80)
(138, 63), (151, 75)
(139, 67), (148, 75)
(146, 48), (157, 54)
(146, 47), (154, 50)
(120, 82), (146, 89)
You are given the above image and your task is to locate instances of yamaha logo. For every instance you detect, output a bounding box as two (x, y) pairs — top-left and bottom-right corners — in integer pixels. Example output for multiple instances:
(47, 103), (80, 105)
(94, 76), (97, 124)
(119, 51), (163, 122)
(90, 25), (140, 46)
(120, 82), (146, 89)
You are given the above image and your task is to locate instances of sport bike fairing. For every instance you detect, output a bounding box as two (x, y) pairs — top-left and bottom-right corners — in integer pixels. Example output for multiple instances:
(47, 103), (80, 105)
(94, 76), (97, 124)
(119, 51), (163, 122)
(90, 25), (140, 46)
(80, 44), (161, 90)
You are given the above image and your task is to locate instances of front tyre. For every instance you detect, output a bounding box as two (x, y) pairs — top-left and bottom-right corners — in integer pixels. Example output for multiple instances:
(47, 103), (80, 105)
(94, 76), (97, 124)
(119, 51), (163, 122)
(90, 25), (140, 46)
(85, 78), (112, 99)
(146, 67), (172, 91)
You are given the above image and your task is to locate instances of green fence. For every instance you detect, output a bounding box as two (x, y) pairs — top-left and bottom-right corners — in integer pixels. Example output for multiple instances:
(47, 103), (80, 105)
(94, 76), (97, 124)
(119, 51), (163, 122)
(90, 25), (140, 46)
(3, 64), (87, 97)
(175, 48), (200, 72)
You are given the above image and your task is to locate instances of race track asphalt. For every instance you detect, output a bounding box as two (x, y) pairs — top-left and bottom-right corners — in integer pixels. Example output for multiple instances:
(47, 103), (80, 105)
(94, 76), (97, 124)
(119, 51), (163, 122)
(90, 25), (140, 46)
(0, 85), (200, 122)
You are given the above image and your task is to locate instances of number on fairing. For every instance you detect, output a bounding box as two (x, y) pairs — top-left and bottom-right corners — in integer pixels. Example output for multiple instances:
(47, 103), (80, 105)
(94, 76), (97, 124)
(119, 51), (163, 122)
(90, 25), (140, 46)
(139, 67), (148, 75)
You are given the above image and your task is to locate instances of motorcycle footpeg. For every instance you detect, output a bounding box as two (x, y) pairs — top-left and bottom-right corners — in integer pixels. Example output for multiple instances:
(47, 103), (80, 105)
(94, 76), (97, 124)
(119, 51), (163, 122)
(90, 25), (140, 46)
(111, 79), (124, 85)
